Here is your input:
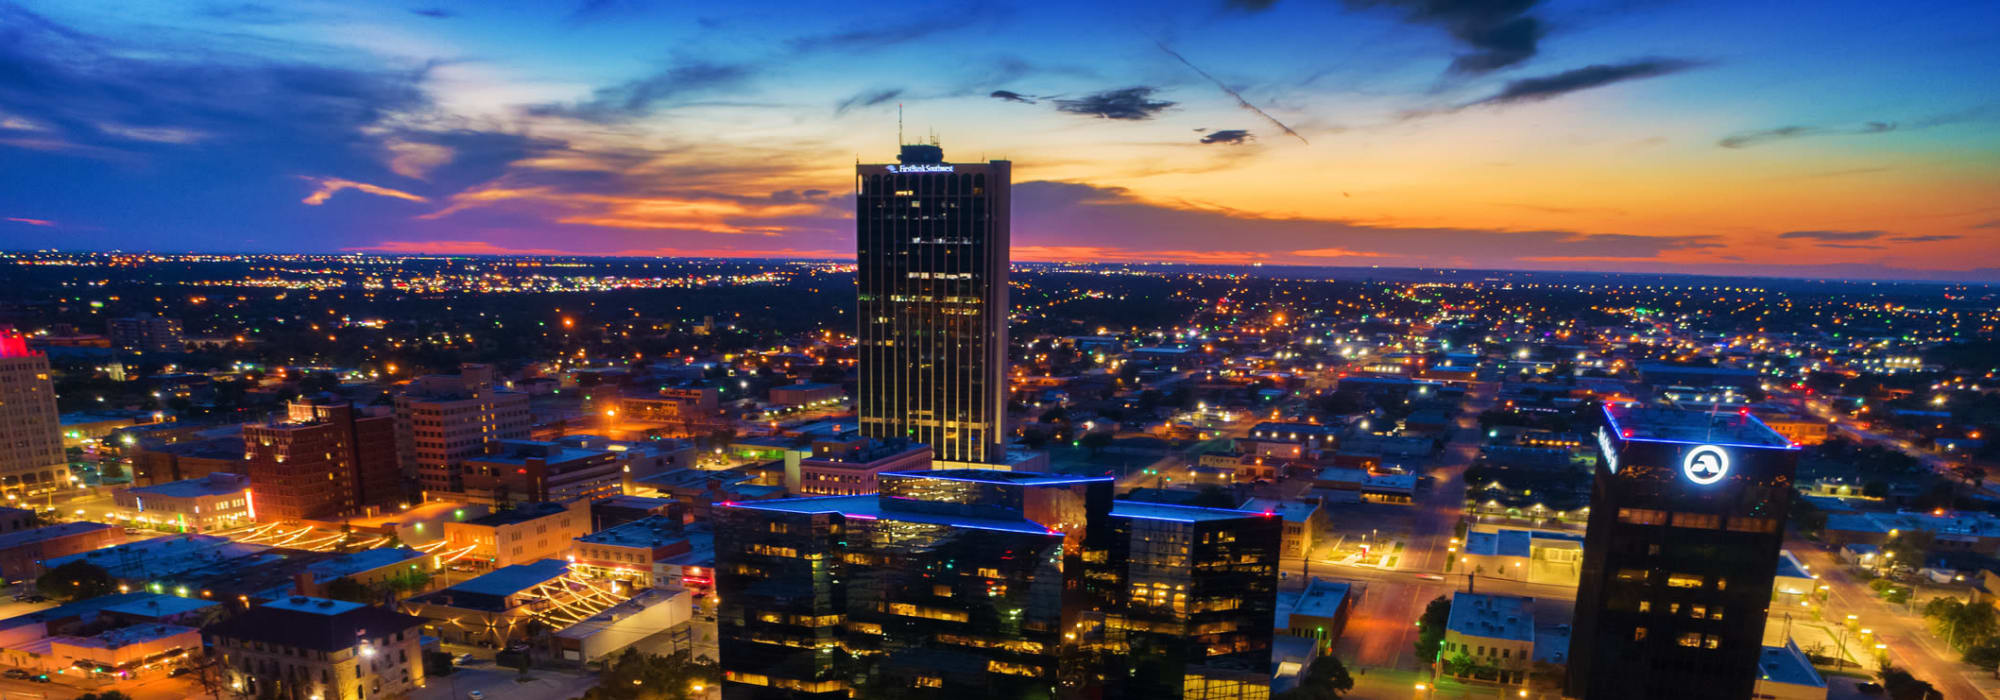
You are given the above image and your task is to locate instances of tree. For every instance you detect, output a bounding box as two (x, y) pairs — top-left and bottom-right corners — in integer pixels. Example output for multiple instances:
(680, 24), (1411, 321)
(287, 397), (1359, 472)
(1079, 430), (1114, 456)
(1276, 656), (1354, 700)
(325, 576), (374, 604)
(1414, 595), (1451, 663)
(1885, 530), (1936, 568)
(37, 560), (115, 601)
(1879, 664), (1942, 700)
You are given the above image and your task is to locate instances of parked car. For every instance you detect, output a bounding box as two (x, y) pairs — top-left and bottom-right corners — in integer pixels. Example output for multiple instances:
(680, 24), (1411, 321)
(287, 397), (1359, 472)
(3, 669), (30, 679)
(468, 691), (485, 700)
(1856, 681), (1884, 695)
(170, 667), (194, 677)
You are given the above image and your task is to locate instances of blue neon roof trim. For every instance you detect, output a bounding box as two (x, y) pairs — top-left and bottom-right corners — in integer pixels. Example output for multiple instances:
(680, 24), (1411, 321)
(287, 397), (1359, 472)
(1602, 403), (1799, 451)
(880, 469), (1113, 486)
(1112, 500), (1268, 523)
(722, 494), (1057, 535)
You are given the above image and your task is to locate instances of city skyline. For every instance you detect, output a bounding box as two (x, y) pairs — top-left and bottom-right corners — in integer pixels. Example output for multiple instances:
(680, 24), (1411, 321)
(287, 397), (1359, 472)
(2, 0), (1997, 281)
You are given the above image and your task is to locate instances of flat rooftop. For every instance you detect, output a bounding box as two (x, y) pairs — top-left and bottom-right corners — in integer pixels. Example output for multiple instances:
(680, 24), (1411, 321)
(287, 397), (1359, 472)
(1775, 549), (1812, 580)
(1279, 577), (1349, 628)
(126, 474), (247, 500)
(464, 502), (570, 527)
(98, 594), (219, 619)
(307, 547), (426, 580)
(1239, 498), (1317, 523)
(1603, 403), (1796, 449)
(1447, 592), (1533, 642)
(261, 596), (368, 616)
(724, 495), (1056, 535)
(1112, 500), (1267, 523)
(576, 516), (685, 549)
(46, 534), (270, 580)
(446, 559), (570, 598)
(469, 442), (610, 465)
(0, 521), (113, 549)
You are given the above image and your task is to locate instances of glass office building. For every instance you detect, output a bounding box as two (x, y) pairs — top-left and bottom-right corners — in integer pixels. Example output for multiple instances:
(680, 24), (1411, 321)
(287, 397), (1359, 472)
(1566, 404), (1801, 699)
(854, 145), (1010, 465)
(715, 470), (1278, 699)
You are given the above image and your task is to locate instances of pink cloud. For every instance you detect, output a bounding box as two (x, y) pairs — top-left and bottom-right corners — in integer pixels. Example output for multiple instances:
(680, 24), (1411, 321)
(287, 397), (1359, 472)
(4, 217), (54, 227)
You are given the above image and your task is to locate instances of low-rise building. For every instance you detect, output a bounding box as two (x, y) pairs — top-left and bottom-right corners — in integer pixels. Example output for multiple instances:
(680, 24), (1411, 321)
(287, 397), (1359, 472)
(1240, 497), (1325, 559)
(443, 501), (590, 570)
(51, 623), (202, 679)
(1440, 593), (1535, 686)
(1458, 527), (1585, 586)
(295, 547), (434, 599)
(112, 472), (252, 532)
(768, 382), (843, 407)
(1276, 577), (1352, 652)
(461, 440), (621, 505)
(792, 438), (931, 495)
(400, 560), (575, 645)
(207, 597), (427, 700)
(0, 521), (119, 582)
(570, 516), (692, 589)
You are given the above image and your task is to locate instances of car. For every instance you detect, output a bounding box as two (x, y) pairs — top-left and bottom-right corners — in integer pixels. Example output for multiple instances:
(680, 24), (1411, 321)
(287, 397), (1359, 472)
(21, 595), (44, 603)
(3, 669), (30, 679)
(454, 653), (477, 665)
(1856, 681), (1884, 695)
(468, 691), (485, 700)
(27, 674), (48, 683)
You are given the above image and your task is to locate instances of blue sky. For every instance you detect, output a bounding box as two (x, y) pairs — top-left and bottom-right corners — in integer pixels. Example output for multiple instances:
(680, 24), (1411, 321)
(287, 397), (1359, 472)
(1, 0), (1996, 279)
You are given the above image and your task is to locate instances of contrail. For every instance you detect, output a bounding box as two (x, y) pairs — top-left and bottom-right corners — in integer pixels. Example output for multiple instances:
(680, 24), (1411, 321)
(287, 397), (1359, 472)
(1156, 40), (1308, 145)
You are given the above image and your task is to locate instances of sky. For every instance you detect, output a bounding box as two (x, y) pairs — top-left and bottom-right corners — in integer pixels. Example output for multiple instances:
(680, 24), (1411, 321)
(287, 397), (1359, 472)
(1, 0), (1997, 280)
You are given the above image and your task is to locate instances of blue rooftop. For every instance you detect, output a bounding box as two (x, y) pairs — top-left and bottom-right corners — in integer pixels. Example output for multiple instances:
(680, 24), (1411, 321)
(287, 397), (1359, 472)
(307, 547), (426, 581)
(1112, 500), (1268, 523)
(126, 473), (248, 500)
(98, 594), (220, 619)
(1446, 592), (1534, 642)
(1775, 550), (1812, 580)
(724, 495), (1058, 535)
(445, 560), (570, 598)
(261, 596), (367, 616)
(1758, 641), (1826, 688)
(885, 469), (1112, 486)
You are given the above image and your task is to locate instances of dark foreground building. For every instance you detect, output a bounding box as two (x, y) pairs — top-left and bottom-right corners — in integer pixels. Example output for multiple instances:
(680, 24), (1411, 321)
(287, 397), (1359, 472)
(715, 469), (1278, 699)
(1567, 404), (1801, 699)
(854, 145), (1011, 466)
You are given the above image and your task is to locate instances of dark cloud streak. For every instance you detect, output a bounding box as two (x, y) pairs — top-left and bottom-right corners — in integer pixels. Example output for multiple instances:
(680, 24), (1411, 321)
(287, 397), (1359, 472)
(1200, 129), (1252, 145)
(1156, 41), (1307, 144)
(527, 61), (753, 123)
(834, 88), (903, 116)
(1778, 230), (1886, 241)
(1467, 59), (1698, 106)
(1054, 87), (1176, 121)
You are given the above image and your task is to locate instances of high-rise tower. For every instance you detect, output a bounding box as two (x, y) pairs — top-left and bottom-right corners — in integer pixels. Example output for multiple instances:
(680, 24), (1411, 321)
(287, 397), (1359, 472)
(1566, 403), (1801, 699)
(855, 145), (1010, 465)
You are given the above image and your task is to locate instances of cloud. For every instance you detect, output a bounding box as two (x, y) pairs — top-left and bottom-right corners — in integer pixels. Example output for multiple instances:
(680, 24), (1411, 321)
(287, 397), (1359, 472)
(1343, 0), (1545, 75)
(527, 61), (753, 123)
(1200, 130), (1252, 145)
(410, 8), (452, 19)
(5, 217), (54, 227)
(1054, 88), (1176, 120)
(1719, 126), (1823, 149)
(1011, 181), (1720, 267)
(1814, 243), (1884, 250)
(1156, 41), (1307, 144)
(1466, 59), (1699, 106)
(1889, 235), (1959, 243)
(1974, 220), (2000, 229)
(787, 10), (978, 53)
(1717, 110), (1995, 148)
(299, 177), (428, 206)
(1777, 230), (1885, 242)
(990, 90), (1037, 104)
(834, 88), (903, 116)
(1293, 247), (1385, 258)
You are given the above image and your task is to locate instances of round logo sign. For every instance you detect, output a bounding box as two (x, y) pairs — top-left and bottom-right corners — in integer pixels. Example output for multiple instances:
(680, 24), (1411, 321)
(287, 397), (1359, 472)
(1683, 445), (1729, 485)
